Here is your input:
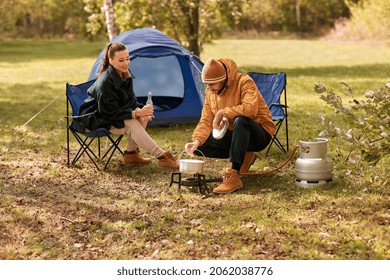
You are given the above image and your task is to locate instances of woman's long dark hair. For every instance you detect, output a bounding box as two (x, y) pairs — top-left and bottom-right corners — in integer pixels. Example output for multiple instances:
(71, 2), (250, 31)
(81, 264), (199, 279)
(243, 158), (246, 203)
(97, 42), (127, 77)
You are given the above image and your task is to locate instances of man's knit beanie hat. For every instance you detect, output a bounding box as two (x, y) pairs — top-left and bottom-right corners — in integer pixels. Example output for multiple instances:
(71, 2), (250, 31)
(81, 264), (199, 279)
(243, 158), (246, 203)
(201, 58), (227, 83)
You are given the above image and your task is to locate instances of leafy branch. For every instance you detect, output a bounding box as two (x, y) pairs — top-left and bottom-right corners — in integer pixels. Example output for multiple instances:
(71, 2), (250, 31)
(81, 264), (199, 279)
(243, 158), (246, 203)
(314, 81), (390, 165)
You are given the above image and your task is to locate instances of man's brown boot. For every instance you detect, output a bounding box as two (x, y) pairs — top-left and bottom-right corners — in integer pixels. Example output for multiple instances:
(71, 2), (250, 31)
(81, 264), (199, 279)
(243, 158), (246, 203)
(157, 151), (179, 169)
(123, 149), (151, 165)
(239, 151), (257, 173)
(213, 168), (243, 194)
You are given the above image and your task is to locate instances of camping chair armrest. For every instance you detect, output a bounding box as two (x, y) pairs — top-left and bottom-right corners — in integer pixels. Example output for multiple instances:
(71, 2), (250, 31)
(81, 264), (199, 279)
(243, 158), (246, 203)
(65, 115), (80, 120)
(269, 103), (289, 109)
(65, 112), (96, 119)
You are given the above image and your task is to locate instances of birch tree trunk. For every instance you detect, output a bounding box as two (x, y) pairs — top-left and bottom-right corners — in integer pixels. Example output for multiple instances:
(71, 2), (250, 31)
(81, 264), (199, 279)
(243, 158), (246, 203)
(103, 0), (118, 41)
(295, 0), (301, 31)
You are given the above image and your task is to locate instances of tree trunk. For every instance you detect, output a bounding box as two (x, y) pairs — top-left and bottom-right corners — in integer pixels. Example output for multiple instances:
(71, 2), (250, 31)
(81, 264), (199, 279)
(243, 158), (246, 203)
(295, 0), (301, 31)
(177, 0), (200, 56)
(188, 2), (200, 56)
(103, 0), (118, 41)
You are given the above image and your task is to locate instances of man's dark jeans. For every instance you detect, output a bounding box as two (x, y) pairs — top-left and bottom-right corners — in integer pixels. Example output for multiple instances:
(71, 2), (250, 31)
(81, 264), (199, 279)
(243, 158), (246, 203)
(195, 116), (272, 165)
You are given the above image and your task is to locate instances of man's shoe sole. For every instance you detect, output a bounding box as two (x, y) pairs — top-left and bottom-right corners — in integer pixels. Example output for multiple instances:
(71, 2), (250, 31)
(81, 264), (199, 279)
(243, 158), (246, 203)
(212, 184), (243, 194)
(123, 161), (151, 165)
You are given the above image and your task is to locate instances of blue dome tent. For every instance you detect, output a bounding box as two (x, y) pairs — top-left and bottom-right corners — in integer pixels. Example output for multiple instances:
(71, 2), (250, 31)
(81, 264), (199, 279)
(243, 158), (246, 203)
(88, 28), (205, 126)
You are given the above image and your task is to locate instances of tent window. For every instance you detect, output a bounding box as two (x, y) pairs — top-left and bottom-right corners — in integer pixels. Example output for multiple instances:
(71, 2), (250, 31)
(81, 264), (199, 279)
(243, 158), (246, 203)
(131, 56), (184, 111)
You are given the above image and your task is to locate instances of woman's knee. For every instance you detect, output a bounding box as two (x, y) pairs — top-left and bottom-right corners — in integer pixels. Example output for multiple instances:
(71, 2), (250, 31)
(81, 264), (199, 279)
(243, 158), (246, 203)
(124, 119), (143, 134)
(137, 118), (148, 128)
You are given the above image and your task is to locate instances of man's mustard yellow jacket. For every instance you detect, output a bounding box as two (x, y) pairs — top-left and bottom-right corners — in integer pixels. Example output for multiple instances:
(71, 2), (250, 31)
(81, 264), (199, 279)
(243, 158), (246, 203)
(192, 58), (276, 145)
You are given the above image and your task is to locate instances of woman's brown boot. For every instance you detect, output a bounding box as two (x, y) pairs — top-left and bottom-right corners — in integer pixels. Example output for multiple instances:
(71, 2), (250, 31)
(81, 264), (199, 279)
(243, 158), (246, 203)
(157, 151), (179, 169)
(123, 149), (151, 165)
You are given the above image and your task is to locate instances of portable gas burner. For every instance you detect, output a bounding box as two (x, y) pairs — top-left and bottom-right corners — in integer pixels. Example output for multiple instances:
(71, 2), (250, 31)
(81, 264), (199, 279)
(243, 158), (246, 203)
(169, 172), (222, 195)
(170, 150), (222, 195)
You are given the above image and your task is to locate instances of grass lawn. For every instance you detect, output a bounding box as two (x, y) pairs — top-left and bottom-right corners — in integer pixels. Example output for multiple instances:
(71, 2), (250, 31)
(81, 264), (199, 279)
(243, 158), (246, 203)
(0, 39), (389, 260)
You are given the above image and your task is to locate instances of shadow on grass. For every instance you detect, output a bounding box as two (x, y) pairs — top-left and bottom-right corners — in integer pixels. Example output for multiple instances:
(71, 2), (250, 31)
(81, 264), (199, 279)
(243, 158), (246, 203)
(0, 40), (105, 62)
(1, 153), (389, 259)
(240, 63), (390, 79)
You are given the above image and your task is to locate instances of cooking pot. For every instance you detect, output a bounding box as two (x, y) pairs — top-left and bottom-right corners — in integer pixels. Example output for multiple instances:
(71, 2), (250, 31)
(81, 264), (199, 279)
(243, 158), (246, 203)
(179, 150), (205, 174)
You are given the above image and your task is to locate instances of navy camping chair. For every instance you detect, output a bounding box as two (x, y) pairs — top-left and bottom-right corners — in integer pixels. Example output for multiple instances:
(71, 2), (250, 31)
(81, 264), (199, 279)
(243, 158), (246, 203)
(248, 72), (289, 155)
(66, 80), (123, 170)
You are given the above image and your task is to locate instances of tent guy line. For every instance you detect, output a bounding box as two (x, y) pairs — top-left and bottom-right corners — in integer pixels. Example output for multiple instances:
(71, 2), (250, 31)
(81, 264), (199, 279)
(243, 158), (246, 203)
(20, 93), (62, 128)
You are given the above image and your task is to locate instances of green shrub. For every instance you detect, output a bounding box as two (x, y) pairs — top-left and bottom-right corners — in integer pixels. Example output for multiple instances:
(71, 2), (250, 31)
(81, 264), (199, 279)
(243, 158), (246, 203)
(314, 81), (390, 165)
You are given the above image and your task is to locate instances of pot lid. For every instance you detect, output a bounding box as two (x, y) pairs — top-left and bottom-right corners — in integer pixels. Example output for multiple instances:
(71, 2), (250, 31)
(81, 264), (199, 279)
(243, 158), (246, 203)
(212, 120), (228, 140)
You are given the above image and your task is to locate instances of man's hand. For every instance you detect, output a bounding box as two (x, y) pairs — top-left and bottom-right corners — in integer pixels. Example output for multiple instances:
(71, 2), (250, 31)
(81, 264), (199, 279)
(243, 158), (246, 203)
(184, 140), (200, 156)
(213, 109), (225, 129)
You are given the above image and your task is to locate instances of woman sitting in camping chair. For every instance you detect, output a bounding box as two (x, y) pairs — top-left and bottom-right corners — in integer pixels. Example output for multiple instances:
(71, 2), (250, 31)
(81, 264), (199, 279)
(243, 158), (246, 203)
(86, 42), (179, 169)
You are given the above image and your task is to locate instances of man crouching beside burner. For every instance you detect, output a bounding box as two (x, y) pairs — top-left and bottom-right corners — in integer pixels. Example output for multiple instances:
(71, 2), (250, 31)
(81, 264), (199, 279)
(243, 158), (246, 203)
(184, 58), (276, 194)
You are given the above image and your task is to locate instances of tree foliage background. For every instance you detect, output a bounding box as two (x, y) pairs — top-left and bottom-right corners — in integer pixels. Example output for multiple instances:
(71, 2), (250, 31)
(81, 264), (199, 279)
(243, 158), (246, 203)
(1, 0), (388, 55)
(0, 0), (88, 38)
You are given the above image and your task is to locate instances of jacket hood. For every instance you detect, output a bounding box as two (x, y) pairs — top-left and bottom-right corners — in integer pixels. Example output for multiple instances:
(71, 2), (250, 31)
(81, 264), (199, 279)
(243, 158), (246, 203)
(217, 58), (238, 88)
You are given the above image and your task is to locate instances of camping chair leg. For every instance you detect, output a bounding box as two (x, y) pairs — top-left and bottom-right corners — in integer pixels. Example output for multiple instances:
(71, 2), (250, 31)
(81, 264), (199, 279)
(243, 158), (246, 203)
(70, 130), (123, 171)
(285, 116), (289, 152)
(265, 134), (287, 156)
(273, 137), (287, 153)
(67, 126), (70, 167)
(71, 133), (88, 164)
(265, 140), (272, 157)
(85, 153), (101, 171)
(284, 86), (289, 152)
(102, 134), (123, 170)
(75, 139), (101, 170)
(72, 134), (99, 164)
(70, 132), (101, 170)
(265, 120), (285, 156)
(66, 99), (70, 167)
(265, 137), (286, 157)
(98, 137), (101, 158)
(72, 140), (101, 170)
(101, 134), (123, 159)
